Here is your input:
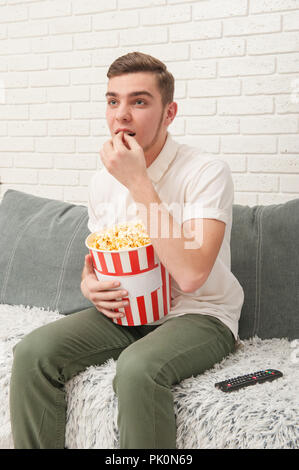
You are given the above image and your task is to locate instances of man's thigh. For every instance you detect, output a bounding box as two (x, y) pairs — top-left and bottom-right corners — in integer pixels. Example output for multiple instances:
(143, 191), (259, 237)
(116, 314), (235, 385)
(13, 307), (142, 382)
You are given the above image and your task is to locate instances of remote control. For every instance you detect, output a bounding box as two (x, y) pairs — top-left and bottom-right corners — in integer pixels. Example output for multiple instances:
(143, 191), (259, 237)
(215, 369), (283, 392)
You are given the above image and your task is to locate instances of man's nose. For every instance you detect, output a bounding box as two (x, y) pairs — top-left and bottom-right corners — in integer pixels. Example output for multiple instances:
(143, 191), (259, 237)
(116, 103), (131, 121)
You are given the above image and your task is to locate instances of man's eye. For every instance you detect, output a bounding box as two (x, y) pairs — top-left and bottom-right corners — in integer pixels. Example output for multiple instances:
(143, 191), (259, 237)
(107, 99), (145, 106)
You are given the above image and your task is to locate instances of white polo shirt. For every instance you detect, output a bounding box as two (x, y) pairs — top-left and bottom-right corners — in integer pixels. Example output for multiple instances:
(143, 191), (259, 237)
(87, 132), (244, 340)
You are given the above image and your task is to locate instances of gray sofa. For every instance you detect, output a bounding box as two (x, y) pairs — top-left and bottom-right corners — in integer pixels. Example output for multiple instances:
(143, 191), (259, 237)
(0, 189), (298, 449)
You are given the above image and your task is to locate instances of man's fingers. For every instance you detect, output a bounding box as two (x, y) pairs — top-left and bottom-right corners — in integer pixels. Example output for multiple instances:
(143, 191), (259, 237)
(122, 132), (140, 149)
(96, 307), (125, 319)
(103, 131), (140, 155)
(113, 131), (129, 151)
(98, 299), (128, 310)
(97, 279), (121, 291)
(114, 131), (140, 151)
(100, 288), (128, 300)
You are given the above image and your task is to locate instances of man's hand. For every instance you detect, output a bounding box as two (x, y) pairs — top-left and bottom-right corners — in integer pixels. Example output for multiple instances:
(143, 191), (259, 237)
(99, 131), (148, 190)
(81, 254), (129, 320)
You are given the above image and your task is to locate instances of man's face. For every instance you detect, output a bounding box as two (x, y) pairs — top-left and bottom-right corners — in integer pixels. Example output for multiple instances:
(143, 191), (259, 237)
(105, 72), (174, 165)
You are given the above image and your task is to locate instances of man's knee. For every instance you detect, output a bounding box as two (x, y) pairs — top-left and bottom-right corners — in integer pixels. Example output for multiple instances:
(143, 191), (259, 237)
(113, 345), (163, 395)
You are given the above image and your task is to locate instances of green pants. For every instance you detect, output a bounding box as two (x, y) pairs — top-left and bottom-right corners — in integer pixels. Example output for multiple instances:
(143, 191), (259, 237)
(9, 307), (235, 449)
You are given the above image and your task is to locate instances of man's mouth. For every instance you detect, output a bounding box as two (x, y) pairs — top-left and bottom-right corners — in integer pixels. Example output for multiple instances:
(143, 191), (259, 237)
(115, 129), (136, 137)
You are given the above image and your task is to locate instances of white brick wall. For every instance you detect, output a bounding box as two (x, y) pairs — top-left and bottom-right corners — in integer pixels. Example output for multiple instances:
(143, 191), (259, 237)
(0, 0), (299, 207)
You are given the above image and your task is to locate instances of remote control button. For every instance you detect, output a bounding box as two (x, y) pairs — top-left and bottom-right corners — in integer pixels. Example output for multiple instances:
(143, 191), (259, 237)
(215, 368), (283, 392)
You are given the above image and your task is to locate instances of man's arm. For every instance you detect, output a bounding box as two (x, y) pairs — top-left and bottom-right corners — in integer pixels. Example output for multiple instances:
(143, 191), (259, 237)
(130, 177), (225, 293)
(99, 131), (226, 292)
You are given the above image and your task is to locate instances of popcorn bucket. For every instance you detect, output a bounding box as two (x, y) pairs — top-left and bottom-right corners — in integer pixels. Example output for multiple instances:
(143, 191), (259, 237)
(85, 232), (172, 326)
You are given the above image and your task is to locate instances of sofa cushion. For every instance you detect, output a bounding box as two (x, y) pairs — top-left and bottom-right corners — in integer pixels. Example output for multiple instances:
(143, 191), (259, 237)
(0, 189), (92, 314)
(0, 189), (298, 340)
(231, 200), (299, 340)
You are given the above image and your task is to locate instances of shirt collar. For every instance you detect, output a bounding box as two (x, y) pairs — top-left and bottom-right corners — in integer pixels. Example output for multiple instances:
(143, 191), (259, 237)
(146, 132), (180, 184)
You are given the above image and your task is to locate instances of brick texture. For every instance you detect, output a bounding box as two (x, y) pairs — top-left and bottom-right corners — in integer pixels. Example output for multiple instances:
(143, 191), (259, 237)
(0, 0), (298, 205)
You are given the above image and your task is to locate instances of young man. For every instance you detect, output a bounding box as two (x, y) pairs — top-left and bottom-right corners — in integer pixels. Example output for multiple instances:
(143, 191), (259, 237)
(9, 52), (244, 449)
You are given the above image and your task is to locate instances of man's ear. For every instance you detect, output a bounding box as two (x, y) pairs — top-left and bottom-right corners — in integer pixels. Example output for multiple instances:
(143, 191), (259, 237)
(165, 101), (177, 126)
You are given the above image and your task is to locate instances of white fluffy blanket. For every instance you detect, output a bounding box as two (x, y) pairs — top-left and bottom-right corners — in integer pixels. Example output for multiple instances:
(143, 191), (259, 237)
(0, 304), (298, 449)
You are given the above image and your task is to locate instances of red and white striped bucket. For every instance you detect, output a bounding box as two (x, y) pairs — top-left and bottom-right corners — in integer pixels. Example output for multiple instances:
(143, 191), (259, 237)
(85, 232), (171, 326)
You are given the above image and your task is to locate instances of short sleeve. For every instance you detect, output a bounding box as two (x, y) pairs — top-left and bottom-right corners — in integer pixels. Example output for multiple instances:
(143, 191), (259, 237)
(182, 159), (234, 225)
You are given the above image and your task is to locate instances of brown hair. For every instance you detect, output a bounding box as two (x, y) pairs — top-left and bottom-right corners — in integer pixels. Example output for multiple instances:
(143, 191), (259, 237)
(107, 52), (174, 108)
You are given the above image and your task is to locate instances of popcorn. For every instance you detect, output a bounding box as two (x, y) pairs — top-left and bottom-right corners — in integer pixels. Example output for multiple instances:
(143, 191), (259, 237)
(85, 220), (171, 326)
(88, 220), (150, 251)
